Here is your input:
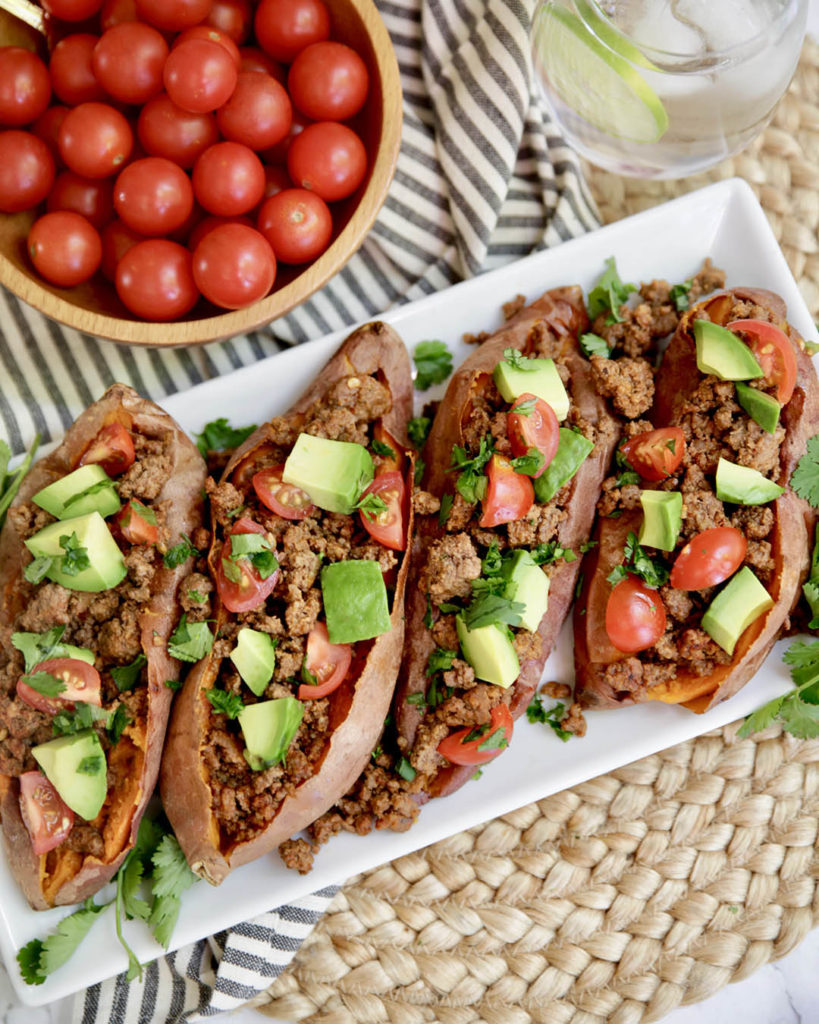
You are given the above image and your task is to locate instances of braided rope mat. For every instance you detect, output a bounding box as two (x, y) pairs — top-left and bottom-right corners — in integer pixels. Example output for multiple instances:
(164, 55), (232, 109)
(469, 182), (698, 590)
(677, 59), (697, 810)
(252, 40), (819, 1024)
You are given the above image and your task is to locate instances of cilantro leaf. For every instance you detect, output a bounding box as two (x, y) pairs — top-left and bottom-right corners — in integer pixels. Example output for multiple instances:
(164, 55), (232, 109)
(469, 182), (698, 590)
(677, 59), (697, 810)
(740, 639), (819, 739)
(195, 418), (256, 457)
(206, 687), (244, 718)
(476, 727), (508, 753)
(77, 755), (103, 775)
(530, 541), (577, 566)
(353, 492), (388, 521)
(501, 348), (537, 371)
(579, 332), (611, 359)
(19, 671), (66, 698)
(395, 755), (416, 781)
(451, 435), (494, 504)
(587, 257), (636, 323)
(59, 533), (91, 576)
(0, 433), (40, 531)
(18, 898), (106, 984)
(12, 627), (68, 670)
(426, 647), (457, 677)
(481, 541), (503, 576)
(226, 532), (279, 580)
(24, 556), (53, 585)
(463, 593), (524, 630)
(408, 416), (432, 449)
(168, 615), (214, 663)
(17, 940), (46, 985)
(371, 439), (396, 459)
(670, 279), (693, 312)
(607, 531), (668, 589)
(107, 705), (130, 745)
(163, 533), (201, 570)
(148, 834), (197, 949)
(791, 435), (819, 508)
(438, 493), (453, 526)
(111, 653), (147, 692)
(52, 703), (109, 737)
(413, 340), (453, 391)
(526, 694), (572, 741)
(511, 449), (545, 477)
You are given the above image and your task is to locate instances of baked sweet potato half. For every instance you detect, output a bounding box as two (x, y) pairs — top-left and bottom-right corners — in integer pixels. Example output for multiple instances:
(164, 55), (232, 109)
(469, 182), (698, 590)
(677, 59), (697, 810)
(574, 287), (819, 713)
(0, 384), (206, 910)
(160, 321), (414, 885)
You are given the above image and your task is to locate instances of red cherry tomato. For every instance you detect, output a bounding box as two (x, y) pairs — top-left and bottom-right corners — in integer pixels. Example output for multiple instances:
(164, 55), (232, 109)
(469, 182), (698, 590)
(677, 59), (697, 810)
(669, 527), (747, 591)
(49, 35), (107, 107)
(114, 157), (194, 236)
(605, 575), (667, 653)
(262, 164), (292, 199)
(135, 0), (214, 32)
(193, 141), (265, 215)
(175, 26), (241, 68)
(28, 211), (102, 287)
(47, 171), (114, 230)
(116, 499), (159, 544)
(359, 471), (406, 551)
(257, 187), (332, 265)
(137, 94), (219, 169)
(32, 105), (69, 164)
(17, 658), (102, 713)
(59, 102), (133, 179)
(192, 223), (276, 310)
(288, 41), (369, 122)
(188, 213), (252, 250)
(254, 0), (330, 63)
(479, 454), (534, 528)
(41, 0), (103, 19)
(100, 0), (138, 29)
(239, 46), (285, 82)
(215, 516), (280, 613)
(252, 464), (314, 520)
(92, 23), (169, 105)
(438, 703), (514, 766)
(79, 421), (135, 474)
(287, 121), (367, 202)
(260, 108), (311, 163)
(19, 771), (74, 856)
(216, 72), (292, 151)
(298, 621), (351, 699)
(163, 39), (239, 115)
(621, 427), (686, 482)
(728, 318), (797, 405)
(0, 47), (51, 127)
(206, 0), (253, 43)
(100, 219), (144, 280)
(116, 239), (199, 320)
(0, 130), (55, 213)
(507, 392), (559, 478)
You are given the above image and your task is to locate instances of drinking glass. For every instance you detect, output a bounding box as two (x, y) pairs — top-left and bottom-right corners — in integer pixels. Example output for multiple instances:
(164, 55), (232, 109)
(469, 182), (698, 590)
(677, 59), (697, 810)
(531, 0), (808, 179)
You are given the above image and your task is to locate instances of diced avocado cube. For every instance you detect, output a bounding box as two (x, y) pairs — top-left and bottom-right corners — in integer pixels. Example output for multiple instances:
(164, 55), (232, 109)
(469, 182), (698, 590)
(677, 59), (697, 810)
(638, 490), (682, 551)
(715, 457), (784, 505)
(321, 560), (391, 644)
(735, 382), (780, 434)
(33, 464), (120, 521)
(230, 627), (277, 697)
(701, 566), (774, 655)
(534, 427), (594, 503)
(238, 697), (303, 771)
(456, 615), (520, 688)
(25, 512), (127, 593)
(493, 356), (570, 420)
(694, 320), (764, 381)
(282, 433), (374, 514)
(32, 730), (107, 821)
(500, 550), (549, 632)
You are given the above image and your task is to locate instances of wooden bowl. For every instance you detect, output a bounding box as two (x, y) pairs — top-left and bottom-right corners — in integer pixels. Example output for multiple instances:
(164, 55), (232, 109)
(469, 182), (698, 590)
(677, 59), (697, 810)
(0, 0), (402, 347)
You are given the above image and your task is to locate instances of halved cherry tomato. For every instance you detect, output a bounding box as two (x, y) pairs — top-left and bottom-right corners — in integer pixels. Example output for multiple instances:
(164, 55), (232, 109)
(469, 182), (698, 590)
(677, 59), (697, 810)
(78, 421), (135, 476)
(437, 703), (514, 766)
(215, 516), (280, 613)
(116, 499), (158, 545)
(252, 464), (314, 520)
(507, 392), (559, 478)
(620, 427), (685, 482)
(479, 454), (534, 528)
(17, 657), (102, 714)
(669, 527), (747, 591)
(605, 575), (667, 653)
(297, 621), (351, 699)
(359, 470), (406, 551)
(728, 318), (797, 405)
(19, 771), (74, 855)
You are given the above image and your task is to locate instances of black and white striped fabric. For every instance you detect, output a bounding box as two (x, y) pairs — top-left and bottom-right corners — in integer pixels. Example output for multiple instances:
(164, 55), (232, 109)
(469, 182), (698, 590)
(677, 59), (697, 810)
(0, 0), (601, 1018)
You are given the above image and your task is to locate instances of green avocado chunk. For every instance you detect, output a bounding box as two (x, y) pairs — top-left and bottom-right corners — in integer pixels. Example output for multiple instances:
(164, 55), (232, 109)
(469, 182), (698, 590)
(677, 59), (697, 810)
(456, 615), (520, 688)
(32, 729), (107, 821)
(25, 512), (127, 592)
(493, 356), (570, 420)
(735, 382), (781, 434)
(282, 433), (374, 514)
(694, 320), (764, 381)
(500, 550), (550, 632)
(230, 627), (276, 697)
(715, 457), (784, 505)
(321, 560), (391, 644)
(33, 464), (120, 521)
(638, 490), (682, 551)
(238, 697), (304, 771)
(701, 566), (774, 655)
(533, 428), (594, 503)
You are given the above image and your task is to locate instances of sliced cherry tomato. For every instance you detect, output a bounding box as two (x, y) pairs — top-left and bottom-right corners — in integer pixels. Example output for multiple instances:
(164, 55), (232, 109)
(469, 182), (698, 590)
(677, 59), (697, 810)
(669, 527), (747, 591)
(359, 471), (406, 551)
(621, 427), (685, 482)
(215, 516), (280, 613)
(297, 621), (351, 699)
(372, 423), (404, 474)
(438, 703), (514, 766)
(507, 392), (559, 478)
(116, 499), (158, 545)
(17, 657), (102, 713)
(728, 318), (797, 405)
(19, 771), (74, 855)
(479, 454), (534, 528)
(252, 464), (314, 520)
(605, 575), (667, 653)
(78, 421), (135, 475)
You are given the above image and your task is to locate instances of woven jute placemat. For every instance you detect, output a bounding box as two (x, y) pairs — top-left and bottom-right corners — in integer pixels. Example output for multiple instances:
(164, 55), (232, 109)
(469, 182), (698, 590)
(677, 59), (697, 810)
(253, 41), (819, 1024)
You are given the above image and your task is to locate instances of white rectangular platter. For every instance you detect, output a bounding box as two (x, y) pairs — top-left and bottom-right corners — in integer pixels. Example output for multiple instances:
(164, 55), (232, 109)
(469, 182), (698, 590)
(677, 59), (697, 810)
(2, 177), (815, 1007)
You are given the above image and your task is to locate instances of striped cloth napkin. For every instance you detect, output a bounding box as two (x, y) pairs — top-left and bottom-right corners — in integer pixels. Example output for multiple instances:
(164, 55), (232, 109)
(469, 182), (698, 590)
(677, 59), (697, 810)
(0, 0), (598, 1018)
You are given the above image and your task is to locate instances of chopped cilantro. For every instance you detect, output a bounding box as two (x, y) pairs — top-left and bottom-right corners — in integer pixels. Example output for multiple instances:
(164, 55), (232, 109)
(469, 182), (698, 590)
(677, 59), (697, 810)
(510, 449), (545, 477)
(423, 593), (434, 630)
(607, 531), (668, 589)
(451, 435), (494, 504)
(414, 456), (425, 486)
(530, 541), (577, 565)
(482, 541), (503, 576)
(52, 703), (109, 737)
(512, 397), (537, 417)
(195, 418), (256, 457)
(111, 653), (147, 692)
(186, 589), (205, 603)
(163, 533), (201, 570)
(395, 755), (416, 781)
(372, 439), (396, 459)
(438, 493), (453, 526)
(579, 332), (611, 359)
(426, 647), (457, 676)
(413, 340), (453, 391)
(791, 435), (819, 508)
(406, 691), (427, 706)
(206, 687), (244, 718)
(669, 279), (693, 312)
(408, 416), (432, 448)
(77, 755), (103, 775)
(168, 615), (214, 663)
(165, 678), (182, 692)
(501, 347), (537, 371)
(128, 500), (157, 526)
(353, 492), (389, 521)
(107, 705), (130, 744)
(587, 257), (635, 323)
(58, 533), (91, 576)
(526, 694), (572, 742)
(476, 727), (508, 753)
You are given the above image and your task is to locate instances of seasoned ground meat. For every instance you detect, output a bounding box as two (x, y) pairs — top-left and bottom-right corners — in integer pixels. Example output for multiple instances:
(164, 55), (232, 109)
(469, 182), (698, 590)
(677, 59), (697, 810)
(502, 294), (526, 320)
(279, 838), (315, 874)
(689, 258), (726, 300)
(590, 355), (655, 418)
(420, 533), (482, 604)
(660, 586), (693, 622)
(514, 630), (543, 661)
(560, 702), (587, 737)
(507, 503), (566, 547)
(445, 493), (476, 532)
(7, 501), (53, 540)
(118, 433), (173, 501)
(431, 614), (460, 651)
(413, 490), (440, 515)
(349, 541), (398, 574)
(284, 586), (321, 635)
(542, 681), (572, 700)
(206, 478), (243, 527)
(180, 572), (213, 620)
(442, 658), (476, 690)
(65, 824), (105, 858)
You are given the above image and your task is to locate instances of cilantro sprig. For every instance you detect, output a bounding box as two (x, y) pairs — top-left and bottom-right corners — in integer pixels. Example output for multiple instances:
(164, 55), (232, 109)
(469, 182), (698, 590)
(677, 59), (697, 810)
(587, 257), (635, 324)
(413, 340), (453, 391)
(195, 417), (256, 457)
(579, 332), (611, 359)
(607, 531), (669, 589)
(791, 435), (819, 508)
(450, 435), (494, 504)
(408, 416), (432, 449)
(738, 639), (819, 739)
(223, 532), (278, 582)
(206, 686), (244, 718)
(163, 533), (201, 570)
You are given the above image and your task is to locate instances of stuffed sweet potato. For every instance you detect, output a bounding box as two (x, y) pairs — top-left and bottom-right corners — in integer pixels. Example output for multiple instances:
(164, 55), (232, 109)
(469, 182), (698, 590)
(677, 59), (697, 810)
(160, 322), (414, 885)
(574, 287), (819, 712)
(0, 384), (206, 910)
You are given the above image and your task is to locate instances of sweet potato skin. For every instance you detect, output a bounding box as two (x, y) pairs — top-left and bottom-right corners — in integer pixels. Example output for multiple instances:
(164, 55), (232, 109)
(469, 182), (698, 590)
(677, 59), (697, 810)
(395, 287), (621, 800)
(0, 384), (206, 909)
(574, 288), (819, 713)
(160, 322), (414, 885)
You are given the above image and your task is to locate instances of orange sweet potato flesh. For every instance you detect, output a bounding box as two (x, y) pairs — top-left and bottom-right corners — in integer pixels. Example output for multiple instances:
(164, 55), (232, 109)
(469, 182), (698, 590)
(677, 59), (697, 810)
(574, 288), (819, 713)
(160, 322), (414, 885)
(0, 384), (206, 909)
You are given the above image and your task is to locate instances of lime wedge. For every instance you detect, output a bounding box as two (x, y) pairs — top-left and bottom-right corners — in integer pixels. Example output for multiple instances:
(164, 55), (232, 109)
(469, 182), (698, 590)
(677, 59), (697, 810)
(573, 0), (661, 70)
(532, 4), (668, 144)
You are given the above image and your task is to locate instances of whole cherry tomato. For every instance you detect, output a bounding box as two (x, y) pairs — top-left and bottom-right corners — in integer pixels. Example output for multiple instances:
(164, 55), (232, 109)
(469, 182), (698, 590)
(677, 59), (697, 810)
(0, 48), (51, 127)
(298, 621), (351, 699)
(47, 171), (114, 230)
(31, 106), (69, 164)
(239, 46), (285, 82)
(49, 34), (107, 107)
(192, 141), (265, 215)
(288, 41), (369, 122)
(28, 211), (102, 287)
(100, 0), (138, 29)
(728, 319), (797, 405)
(605, 575), (667, 653)
(175, 26), (241, 67)
(287, 121), (367, 202)
(100, 219), (144, 280)
(0, 130), (55, 213)
(216, 72), (292, 151)
(621, 427), (686, 482)
(254, 0), (330, 62)
(135, 0), (214, 32)
(507, 393), (559, 478)
(59, 102), (133, 179)
(438, 704), (514, 766)
(256, 188), (332, 265)
(669, 527), (747, 591)
(41, 0), (103, 19)
(137, 94), (219, 169)
(92, 23), (169, 105)
(114, 156), (194, 236)
(163, 38), (238, 114)
(206, 0), (253, 43)
(116, 239), (199, 320)
(192, 222), (276, 309)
